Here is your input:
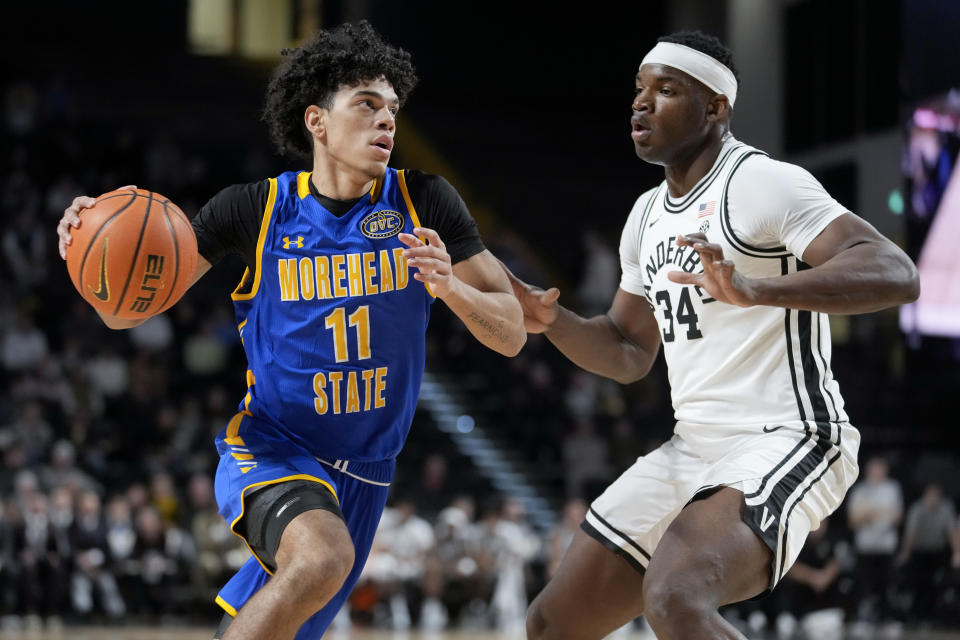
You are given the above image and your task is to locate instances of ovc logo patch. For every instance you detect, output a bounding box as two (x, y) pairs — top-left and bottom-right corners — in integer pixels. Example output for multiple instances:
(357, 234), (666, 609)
(359, 210), (404, 239)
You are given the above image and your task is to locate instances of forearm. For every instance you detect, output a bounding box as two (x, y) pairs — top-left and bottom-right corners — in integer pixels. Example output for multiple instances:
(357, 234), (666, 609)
(750, 241), (919, 314)
(546, 306), (656, 384)
(443, 283), (526, 356)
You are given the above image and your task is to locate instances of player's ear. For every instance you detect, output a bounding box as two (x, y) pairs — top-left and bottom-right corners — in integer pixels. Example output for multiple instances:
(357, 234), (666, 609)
(706, 94), (730, 123)
(305, 105), (325, 140)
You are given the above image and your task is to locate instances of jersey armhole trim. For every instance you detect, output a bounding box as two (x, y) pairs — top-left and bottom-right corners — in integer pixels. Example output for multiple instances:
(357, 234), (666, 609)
(720, 152), (792, 259)
(635, 185), (662, 304)
(397, 169), (435, 298)
(296, 171), (311, 199)
(231, 177), (278, 300)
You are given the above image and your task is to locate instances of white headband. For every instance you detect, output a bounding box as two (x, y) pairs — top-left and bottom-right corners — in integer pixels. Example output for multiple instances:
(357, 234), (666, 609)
(640, 42), (738, 107)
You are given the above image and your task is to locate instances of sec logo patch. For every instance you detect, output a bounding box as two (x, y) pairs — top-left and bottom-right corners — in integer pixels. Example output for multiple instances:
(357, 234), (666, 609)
(359, 210), (404, 239)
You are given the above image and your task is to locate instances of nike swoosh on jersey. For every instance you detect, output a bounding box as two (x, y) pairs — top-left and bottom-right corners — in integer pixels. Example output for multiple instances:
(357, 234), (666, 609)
(88, 239), (110, 301)
(762, 424), (785, 433)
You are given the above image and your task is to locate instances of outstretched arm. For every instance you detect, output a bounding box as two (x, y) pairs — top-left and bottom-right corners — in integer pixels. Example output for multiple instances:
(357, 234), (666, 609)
(400, 228), (525, 356)
(668, 213), (920, 314)
(502, 263), (661, 384)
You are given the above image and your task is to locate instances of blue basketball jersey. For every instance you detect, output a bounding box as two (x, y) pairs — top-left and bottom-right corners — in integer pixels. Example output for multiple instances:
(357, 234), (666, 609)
(224, 169), (433, 463)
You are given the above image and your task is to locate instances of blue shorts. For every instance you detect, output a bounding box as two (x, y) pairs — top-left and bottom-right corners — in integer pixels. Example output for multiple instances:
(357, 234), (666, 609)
(213, 413), (395, 639)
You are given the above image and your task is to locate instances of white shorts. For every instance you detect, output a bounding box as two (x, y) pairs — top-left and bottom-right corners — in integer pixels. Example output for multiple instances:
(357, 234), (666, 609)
(583, 421), (860, 591)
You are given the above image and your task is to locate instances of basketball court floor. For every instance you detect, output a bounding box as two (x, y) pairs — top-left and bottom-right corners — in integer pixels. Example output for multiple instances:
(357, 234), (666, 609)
(4, 627), (960, 639)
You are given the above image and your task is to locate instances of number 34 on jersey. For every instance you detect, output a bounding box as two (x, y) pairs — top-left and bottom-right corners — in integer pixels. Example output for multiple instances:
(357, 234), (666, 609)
(652, 286), (714, 343)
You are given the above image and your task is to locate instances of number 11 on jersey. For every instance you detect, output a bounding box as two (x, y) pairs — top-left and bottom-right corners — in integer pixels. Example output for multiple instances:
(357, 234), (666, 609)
(313, 304), (386, 416)
(325, 305), (371, 362)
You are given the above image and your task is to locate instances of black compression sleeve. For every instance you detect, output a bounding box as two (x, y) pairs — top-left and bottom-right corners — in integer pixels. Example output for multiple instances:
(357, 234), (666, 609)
(403, 170), (485, 264)
(191, 180), (269, 269)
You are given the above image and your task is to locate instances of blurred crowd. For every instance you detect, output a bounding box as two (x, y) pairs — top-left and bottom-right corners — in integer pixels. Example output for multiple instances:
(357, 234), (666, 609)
(2, 67), (959, 638)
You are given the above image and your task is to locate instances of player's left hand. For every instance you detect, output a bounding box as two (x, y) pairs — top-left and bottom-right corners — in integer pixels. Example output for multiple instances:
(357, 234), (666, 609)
(667, 233), (758, 307)
(399, 227), (457, 298)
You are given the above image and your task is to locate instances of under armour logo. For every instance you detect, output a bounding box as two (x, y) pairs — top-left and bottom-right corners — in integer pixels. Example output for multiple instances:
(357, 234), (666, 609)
(759, 506), (777, 532)
(699, 220), (710, 233)
(283, 236), (304, 249)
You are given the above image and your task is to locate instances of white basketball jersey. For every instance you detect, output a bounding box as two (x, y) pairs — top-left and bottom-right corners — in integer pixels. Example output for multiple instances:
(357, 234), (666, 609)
(620, 134), (850, 433)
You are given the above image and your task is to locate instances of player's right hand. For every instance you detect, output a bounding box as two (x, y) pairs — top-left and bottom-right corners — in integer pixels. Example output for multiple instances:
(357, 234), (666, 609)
(57, 185), (137, 259)
(499, 260), (560, 334)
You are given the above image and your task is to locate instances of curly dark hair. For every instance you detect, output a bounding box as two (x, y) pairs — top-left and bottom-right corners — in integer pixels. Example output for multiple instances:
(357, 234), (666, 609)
(657, 30), (740, 88)
(262, 21), (418, 159)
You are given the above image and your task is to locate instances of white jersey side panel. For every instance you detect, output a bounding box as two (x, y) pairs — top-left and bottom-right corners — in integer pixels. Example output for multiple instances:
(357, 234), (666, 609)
(619, 135), (850, 430)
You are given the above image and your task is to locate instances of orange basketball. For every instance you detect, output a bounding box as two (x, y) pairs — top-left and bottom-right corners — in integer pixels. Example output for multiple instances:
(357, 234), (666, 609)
(65, 188), (198, 320)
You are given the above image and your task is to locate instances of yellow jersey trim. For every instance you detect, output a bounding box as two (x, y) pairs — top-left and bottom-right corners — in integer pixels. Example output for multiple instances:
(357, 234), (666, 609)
(231, 177), (278, 301)
(299, 170), (381, 203)
(229, 475), (340, 576)
(215, 595), (238, 617)
(296, 171), (311, 199)
(370, 175), (383, 203)
(397, 169), (435, 298)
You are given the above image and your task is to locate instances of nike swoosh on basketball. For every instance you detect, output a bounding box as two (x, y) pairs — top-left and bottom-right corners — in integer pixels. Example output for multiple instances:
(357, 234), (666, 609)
(762, 424), (785, 433)
(88, 239), (110, 301)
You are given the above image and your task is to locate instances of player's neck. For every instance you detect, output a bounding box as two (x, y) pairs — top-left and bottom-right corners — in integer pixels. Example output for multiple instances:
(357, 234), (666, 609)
(309, 161), (376, 201)
(663, 130), (727, 199)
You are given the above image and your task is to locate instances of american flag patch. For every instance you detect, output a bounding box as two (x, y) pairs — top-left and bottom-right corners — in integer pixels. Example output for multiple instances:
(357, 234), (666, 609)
(698, 201), (716, 218)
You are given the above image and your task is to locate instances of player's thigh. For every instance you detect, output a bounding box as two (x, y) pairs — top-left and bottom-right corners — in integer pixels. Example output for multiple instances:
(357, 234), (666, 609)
(529, 528), (645, 639)
(644, 486), (771, 607)
(274, 506), (354, 578)
(239, 479), (354, 576)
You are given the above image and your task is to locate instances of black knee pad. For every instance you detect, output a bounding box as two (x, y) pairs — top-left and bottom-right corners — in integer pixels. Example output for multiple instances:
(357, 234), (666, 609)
(236, 479), (343, 573)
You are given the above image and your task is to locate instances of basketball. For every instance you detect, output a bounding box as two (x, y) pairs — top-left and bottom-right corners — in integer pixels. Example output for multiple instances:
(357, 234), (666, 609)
(65, 188), (198, 320)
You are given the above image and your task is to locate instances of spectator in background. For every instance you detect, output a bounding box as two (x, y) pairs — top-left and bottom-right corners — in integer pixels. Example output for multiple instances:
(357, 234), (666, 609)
(69, 489), (125, 621)
(104, 495), (137, 589)
(562, 417), (612, 501)
(896, 482), (958, 627)
(127, 505), (193, 620)
(773, 517), (852, 640)
(129, 315), (175, 354)
(413, 452), (455, 520)
(368, 496), (436, 630)
(182, 320), (230, 380)
(5, 402), (53, 464)
(0, 498), (15, 618)
(433, 495), (483, 626)
(39, 439), (99, 496)
(13, 491), (69, 630)
(2, 212), (47, 290)
(607, 417), (645, 474)
(487, 497), (541, 635)
(187, 473), (249, 607)
(954, 513), (960, 569)
(1, 311), (49, 373)
(846, 456), (902, 630)
(150, 471), (182, 529)
(84, 343), (129, 403)
(3, 81), (39, 136)
(575, 229), (619, 317)
(547, 498), (588, 579)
